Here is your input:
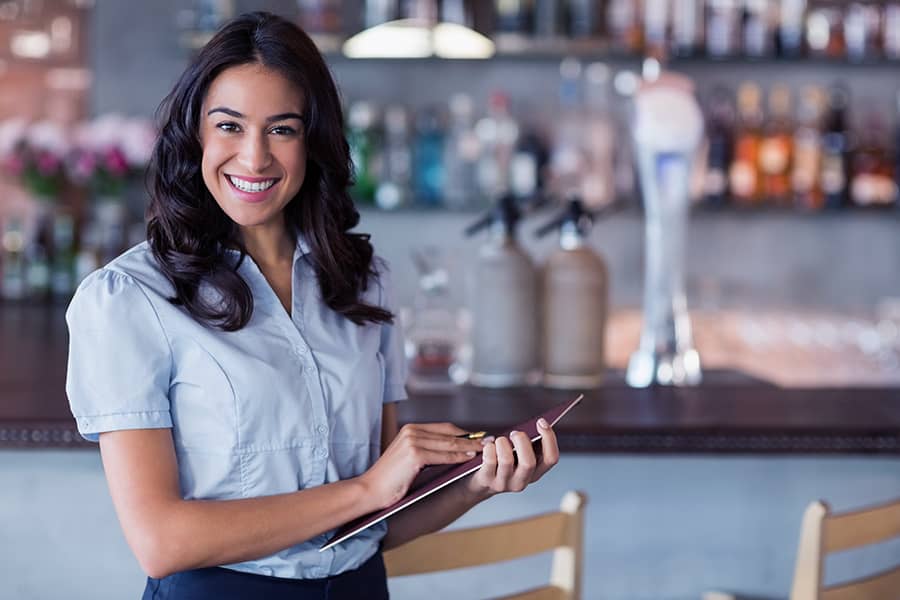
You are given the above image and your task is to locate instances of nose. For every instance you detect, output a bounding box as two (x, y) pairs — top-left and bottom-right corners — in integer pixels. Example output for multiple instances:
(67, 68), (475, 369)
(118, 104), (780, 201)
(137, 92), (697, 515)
(237, 131), (272, 173)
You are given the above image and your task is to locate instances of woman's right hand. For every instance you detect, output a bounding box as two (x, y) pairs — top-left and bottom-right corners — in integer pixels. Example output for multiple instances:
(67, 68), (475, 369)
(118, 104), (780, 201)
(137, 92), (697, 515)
(359, 423), (485, 509)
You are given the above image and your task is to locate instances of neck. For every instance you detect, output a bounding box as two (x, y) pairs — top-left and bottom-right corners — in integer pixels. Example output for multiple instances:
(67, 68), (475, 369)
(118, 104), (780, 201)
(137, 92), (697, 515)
(240, 218), (294, 267)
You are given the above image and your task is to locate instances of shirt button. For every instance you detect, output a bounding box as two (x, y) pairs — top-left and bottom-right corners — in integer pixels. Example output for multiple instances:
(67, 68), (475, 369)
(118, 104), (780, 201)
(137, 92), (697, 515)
(306, 365), (315, 373)
(316, 424), (328, 435)
(314, 447), (328, 458)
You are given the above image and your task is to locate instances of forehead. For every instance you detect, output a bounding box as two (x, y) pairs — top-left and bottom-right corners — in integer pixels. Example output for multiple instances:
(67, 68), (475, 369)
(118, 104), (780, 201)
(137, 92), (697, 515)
(203, 63), (305, 115)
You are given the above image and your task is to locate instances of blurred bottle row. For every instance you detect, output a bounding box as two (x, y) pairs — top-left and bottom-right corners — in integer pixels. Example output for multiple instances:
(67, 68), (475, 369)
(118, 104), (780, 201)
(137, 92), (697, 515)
(346, 60), (900, 212)
(285, 0), (900, 61)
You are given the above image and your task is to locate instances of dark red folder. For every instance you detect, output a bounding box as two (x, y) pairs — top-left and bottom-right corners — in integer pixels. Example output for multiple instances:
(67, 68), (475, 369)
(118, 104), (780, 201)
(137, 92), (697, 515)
(320, 394), (583, 552)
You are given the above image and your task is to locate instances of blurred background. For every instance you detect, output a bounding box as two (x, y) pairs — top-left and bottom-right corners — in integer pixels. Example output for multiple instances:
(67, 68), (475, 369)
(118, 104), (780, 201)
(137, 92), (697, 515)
(1, 1), (899, 599)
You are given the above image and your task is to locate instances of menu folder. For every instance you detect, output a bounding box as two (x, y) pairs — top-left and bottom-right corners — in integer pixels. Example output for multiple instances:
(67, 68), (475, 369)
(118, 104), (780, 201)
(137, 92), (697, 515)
(320, 394), (583, 552)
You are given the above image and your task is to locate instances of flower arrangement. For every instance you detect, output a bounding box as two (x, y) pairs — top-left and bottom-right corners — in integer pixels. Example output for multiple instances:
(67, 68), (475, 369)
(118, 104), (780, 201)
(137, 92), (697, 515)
(69, 114), (156, 199)
(0, 118), (71, 201)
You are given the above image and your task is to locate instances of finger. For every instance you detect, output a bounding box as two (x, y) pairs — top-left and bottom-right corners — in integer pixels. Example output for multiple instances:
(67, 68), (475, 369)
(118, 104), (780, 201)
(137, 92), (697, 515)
(400, 429), (485, 454)
(407, 422), (468, 436)
(493, 436), (516, 490)
(507, 431), (537, 492)
(408, 447), (478, 467)
(471, 439), (497, 487)
(532, 418), (560, 482)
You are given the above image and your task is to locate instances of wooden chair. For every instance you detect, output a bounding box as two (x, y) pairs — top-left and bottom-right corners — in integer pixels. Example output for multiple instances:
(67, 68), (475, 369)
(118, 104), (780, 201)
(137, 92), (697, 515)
(790, 498), (900, 600)
(384, 490), (587, 600)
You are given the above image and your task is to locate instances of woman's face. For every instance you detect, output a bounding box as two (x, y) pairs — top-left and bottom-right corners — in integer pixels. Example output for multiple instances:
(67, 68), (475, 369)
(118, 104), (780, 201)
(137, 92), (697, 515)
(199, 63), (307, 231)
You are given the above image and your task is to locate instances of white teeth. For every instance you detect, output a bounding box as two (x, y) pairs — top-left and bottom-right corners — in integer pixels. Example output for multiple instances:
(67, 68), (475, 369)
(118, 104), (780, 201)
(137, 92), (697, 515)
(228, 176), (276, 193)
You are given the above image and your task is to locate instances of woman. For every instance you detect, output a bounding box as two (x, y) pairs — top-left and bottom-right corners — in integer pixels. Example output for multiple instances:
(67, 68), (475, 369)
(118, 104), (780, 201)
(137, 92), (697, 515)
(66, 11), (559, 599)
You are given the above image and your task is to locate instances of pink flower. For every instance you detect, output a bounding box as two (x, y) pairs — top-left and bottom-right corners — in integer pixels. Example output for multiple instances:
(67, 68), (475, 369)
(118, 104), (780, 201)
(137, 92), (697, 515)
(104, 147), (128, 176)
(2, 154), (25, 176)
(36, 151), (61, 176)
(71, 150), (97, 181)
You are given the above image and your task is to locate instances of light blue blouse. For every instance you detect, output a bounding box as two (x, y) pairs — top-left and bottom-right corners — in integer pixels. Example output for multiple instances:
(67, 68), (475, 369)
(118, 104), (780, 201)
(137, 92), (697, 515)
(65, 236), (408, 579)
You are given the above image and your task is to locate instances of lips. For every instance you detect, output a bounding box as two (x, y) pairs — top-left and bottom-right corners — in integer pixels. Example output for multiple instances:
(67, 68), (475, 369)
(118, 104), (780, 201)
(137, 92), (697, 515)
(224, 173), (281, 203)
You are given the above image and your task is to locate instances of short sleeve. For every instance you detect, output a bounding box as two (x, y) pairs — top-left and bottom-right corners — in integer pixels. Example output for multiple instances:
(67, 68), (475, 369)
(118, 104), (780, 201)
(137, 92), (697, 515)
(376, 260), (408, 404)
(65, 269), (174, 442)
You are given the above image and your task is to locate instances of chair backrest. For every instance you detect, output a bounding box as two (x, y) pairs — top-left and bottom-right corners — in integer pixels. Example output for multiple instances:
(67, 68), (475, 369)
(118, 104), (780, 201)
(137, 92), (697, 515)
(790, 498), (900, 600)
(384, 490), (587, 600)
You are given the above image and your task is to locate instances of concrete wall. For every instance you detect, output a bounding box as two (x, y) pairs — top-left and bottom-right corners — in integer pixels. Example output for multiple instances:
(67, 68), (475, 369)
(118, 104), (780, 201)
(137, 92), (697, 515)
(3, 449), (899, 600)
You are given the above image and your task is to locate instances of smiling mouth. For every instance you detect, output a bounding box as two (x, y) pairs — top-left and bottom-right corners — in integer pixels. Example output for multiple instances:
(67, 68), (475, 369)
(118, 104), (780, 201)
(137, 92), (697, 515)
(226, 174), (280, 193)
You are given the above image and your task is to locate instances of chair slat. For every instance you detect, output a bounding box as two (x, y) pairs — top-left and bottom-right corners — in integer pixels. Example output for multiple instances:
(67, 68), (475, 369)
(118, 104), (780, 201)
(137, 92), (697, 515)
(823, 564), (900, 600)
(824, 499), (900, 553)
(493, 584), (568, 600)
(384, 512), (570, 576)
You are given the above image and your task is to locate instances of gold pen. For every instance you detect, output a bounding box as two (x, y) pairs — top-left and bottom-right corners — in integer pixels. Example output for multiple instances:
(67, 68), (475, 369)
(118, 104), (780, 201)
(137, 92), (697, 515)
(456, 430), (487, 440)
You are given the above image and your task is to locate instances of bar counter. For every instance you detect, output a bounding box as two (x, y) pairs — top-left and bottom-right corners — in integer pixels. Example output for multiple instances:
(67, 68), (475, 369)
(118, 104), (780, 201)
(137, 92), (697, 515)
(2, 303), (899, 453)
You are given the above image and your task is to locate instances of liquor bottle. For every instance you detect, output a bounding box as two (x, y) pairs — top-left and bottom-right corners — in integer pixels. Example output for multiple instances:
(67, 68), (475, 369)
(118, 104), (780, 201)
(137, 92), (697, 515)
(778, 0), (806, 57)
(0, 216), (26, 300)
(548, 58), (584, 204)
(606, 0), (643, 54)
(346, 101), (379, 205)
(534, 0), (564, 39)
(706, 0), (741, 58)
(844, 3), (882, 63)
(580, 62), (615, 209)
(885, 4), (900, 60)
(703, 87), (735, 207)
(895, 90), (900, 205)
(494, 0), (534, 37)
(792, 86), (825, 211)
(296, 0), (342, 46)
(509, 128), (547, 204)
(567, 0), (601, 39)
(643, 0), (670, 59)
(50, 210), (76, 298)
(671, 0), (704, 57)
(820, 86), (850, 209)
(806, 7), (845, 59)
(475, 91), (520, 201)
(850, 113), (897, 208)
(759, 84), (794, 206)
(443, 94), (482, 210)
(25, 217), (51, 301)
(375, 105), (412, 211)
(742, 0), (776, 58)
(729, 82), (764, 207)
(412, 107), (445, 207)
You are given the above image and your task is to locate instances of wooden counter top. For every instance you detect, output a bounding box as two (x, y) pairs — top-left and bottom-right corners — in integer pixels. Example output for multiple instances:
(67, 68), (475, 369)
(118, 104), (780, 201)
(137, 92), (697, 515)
(2, 303), (899, 453)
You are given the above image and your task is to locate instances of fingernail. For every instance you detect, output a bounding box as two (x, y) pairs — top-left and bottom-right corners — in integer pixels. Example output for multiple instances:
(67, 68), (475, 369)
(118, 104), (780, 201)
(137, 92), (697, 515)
(537, 418), (549, 429)
(466, 451), (476, 457)
(481, 436), (495, 446)
(510, 430), (520, 438)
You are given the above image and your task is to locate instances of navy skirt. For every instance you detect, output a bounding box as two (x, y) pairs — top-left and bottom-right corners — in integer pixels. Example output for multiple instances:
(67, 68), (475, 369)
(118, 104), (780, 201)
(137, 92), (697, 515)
(141, 552), (389, 600)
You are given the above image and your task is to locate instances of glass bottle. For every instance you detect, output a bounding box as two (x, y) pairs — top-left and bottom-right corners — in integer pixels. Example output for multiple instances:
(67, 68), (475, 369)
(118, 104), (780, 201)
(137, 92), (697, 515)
(703, 87), (735, 207)
(567, 0), (601, 39)
(643, 0), (670, 59)
(792, 86), (825, 211)
(850, 113), (898, 208)
(475, 91), (519, 202)
(742, 0), (776, 58)
(581, 62), (615, 209)
(671, 0), (704, 57)
(549, 58), (585, 205)
(375, 105), (411, 211)
(706, 0), (741, 58)
(443, 94), (482, 210)
(729, 82), (764, 207)
(606, 0), (643, 54)
(778, 0), (807, 57)
(759, 84), (794, 206)
(0, 216), (26, 300)
(820, 85), (850, 209)
(412, 107), (446, 207)
(347, 101), (379, 206)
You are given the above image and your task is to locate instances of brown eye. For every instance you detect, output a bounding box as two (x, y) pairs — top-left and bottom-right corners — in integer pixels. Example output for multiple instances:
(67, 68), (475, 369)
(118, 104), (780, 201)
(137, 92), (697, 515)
(216, 122), (240, 133)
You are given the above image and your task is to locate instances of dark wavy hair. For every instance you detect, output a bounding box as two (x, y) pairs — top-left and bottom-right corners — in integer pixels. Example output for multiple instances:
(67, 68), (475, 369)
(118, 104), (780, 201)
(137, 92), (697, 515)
(146, 11), (392, 331)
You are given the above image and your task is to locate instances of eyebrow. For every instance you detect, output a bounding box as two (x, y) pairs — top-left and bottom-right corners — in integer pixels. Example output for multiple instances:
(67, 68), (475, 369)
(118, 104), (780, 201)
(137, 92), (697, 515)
(207, 107), (305, 123)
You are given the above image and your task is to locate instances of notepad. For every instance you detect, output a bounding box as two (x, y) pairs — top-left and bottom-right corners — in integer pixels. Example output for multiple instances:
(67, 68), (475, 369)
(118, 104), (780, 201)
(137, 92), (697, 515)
(320, 394), (583, 552)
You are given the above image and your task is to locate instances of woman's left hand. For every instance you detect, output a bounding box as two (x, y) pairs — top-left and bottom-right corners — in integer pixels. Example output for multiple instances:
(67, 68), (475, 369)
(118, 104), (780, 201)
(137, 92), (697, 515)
(465, 417), (559, 499)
